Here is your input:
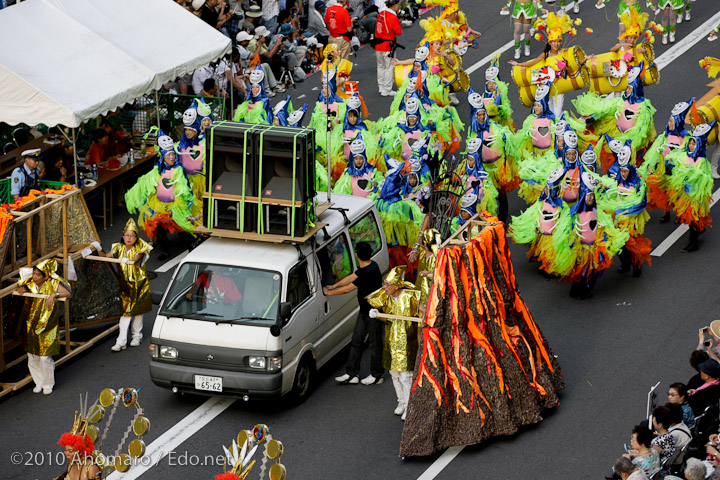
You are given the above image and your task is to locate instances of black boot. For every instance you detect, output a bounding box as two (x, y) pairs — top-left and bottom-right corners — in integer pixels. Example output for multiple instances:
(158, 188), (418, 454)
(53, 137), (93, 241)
(682, 227), (700, 253)
(632, 266), (642, 278)
(498, 191), (509, 224)
(617, 250), (631, 273)
(659, 211), (670, 223)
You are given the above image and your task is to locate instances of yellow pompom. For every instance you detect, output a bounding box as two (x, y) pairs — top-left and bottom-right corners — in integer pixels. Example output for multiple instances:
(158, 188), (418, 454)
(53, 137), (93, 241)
(535, 33), (544, 41)
(574, 18), (582, 26)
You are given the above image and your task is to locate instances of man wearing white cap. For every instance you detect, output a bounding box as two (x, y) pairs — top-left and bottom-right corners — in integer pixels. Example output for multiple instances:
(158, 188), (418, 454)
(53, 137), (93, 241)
(11, 149), (42, 201)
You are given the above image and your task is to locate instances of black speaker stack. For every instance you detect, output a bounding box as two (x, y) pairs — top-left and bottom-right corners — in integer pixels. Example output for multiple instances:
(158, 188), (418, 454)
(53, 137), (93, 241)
(204, 121), (317, 237)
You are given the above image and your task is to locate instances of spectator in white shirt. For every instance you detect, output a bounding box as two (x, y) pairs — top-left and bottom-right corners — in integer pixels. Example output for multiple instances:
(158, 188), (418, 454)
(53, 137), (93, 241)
(262, 0), (280, 34)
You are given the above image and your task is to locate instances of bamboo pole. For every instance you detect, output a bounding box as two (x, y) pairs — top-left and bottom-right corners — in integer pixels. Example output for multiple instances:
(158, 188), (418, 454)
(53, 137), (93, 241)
(12, 292), (68, 301)
(372, 312), (424, 323)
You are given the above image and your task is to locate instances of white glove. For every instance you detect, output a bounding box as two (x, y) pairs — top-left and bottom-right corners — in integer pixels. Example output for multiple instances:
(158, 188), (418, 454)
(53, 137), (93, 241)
(91, 241), (102, 251)
(120, 257), (129, 264)
(81, 248), (93, 258)
(369, 309), (378, 319)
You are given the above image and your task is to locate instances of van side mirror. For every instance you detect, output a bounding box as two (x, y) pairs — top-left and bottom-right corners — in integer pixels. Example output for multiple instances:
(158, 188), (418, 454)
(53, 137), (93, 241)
(270, 302), (292, 337)
(151, 291), (164, 306)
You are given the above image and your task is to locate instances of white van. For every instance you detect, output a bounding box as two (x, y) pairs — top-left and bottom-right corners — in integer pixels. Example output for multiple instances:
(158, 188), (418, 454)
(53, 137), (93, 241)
(149, 193), (389, 400)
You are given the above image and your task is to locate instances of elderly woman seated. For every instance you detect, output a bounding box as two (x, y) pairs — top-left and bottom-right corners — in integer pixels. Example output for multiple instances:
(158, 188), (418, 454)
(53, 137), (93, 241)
(612, 456), (649, 480)
(623, 425), (660, 478)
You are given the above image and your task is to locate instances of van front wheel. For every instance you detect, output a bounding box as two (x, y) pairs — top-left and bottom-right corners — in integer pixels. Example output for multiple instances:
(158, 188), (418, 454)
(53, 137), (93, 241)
(290, 357), (314, 402)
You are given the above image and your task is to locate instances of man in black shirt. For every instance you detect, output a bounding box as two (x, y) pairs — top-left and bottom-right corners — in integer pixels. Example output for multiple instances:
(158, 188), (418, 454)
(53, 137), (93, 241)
(323, 242), (384, 385)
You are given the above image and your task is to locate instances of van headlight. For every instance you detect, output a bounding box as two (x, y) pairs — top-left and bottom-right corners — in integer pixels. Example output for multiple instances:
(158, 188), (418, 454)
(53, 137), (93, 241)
(160, 346), (178, 359)
(249, 356), (282, 372)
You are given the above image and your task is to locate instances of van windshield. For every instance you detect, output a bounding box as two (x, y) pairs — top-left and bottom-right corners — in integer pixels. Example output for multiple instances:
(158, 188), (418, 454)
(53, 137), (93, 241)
(160, 263), (282, 325)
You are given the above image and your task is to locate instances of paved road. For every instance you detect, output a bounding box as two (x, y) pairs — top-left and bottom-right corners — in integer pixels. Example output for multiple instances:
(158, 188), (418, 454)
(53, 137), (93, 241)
(2, 2), (720, 479)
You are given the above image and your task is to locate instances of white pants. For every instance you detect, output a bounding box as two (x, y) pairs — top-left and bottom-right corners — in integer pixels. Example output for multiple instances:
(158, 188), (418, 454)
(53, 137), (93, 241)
(549, 94), (565, 119)
(261, 63), (278, 91)
(116, 315), (143, 347)
(376, 50), (394, 95)
(390, 370), (413, 409)
(27, 353), (55, 389)
(711, 144), (720, 169)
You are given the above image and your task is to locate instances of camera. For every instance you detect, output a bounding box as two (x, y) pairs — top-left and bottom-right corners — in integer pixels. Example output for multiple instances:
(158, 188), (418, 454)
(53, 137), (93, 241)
(327, 53), (334, 63)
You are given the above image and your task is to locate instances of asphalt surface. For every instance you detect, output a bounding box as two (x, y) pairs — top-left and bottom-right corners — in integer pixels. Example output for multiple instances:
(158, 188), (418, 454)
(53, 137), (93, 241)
(2, 1), (720, 479)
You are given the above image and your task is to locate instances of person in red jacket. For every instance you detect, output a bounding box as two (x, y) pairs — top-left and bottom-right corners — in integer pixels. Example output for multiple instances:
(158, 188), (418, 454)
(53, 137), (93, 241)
(374, 0), (403, 97)
(324, 0), (353, 60)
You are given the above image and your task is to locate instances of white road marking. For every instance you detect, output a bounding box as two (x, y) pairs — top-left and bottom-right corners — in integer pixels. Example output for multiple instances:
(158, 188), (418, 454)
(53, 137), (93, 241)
(650, 188), (720, 257)
(654, 10), (720, 71)
(417, 7), (719, 480)
(105, 397), (235, 480)
(416, 446), (465, 480)
(155, 251), (188, 273)
(465, 0), (586, 75)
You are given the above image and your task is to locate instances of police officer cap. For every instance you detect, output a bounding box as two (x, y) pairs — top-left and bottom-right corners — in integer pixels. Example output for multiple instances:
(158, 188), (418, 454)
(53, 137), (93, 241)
(22, 148), (42, 159)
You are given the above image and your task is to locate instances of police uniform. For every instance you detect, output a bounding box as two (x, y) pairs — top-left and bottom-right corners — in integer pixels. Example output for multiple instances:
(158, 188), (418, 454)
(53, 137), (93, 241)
(11, 149), (42, 198)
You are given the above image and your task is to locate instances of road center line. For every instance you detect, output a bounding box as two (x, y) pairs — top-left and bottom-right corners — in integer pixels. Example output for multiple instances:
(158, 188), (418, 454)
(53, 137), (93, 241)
(105, 397), (235, 480)
(419, 8), (719, 480)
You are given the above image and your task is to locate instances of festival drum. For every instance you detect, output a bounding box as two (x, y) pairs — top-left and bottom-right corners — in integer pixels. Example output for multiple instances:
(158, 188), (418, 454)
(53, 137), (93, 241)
(698, 95), (720, 145)
(394, 65), (413, 88)
(586, 42), (659, 94)
(516, 68), (590, 107)
(511, 46), (587, 88)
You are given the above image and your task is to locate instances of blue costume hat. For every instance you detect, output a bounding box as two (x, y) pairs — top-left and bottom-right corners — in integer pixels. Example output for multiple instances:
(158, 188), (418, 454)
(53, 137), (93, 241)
(484, 54), (501, 96)
(378, 155), (406, 204)
(604, 134), (633, 179)
(532, 83), (555, 121)
(539, 167), (565, 208)
(580, 144), (597, 173)
(561, 129), (580, 170)
(665, 98), (694, 137)
(347, 132), (374, 177)
(156, 129), (181, 174)
(469, 99), (490, 134)
(687, 122), (716, 158)
(571, 172), (599, 215)
(342, 94), (368, 132)
(179, 100), (202, 150)
(287, 104), (309, 128)
(318, 69), (343, 104)
(399, 94), (428, 133)
(247, 64), (274, 121)
(623, 62), (645, 104)
(273, 95), (294, 126)
(458, 191), (478, 225)
(554, 114), (568, 158)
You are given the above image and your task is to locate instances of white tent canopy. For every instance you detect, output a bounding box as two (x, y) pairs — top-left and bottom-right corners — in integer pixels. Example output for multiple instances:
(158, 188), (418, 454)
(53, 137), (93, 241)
(0, 0), (232, 128)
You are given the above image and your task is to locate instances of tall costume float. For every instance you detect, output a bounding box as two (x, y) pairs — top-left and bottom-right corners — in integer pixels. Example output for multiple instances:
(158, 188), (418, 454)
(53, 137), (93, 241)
(400, 214), (564, 456)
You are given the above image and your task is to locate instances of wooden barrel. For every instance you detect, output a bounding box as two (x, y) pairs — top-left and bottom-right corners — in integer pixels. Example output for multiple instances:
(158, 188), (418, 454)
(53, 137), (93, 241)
(393, 65), (413, 88)
(517, 67), (590, 107)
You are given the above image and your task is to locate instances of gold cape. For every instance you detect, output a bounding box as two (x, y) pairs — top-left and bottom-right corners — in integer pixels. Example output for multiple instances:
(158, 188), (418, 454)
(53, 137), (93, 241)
(111, 241), (152, 317)
(366, 287), (421, 372)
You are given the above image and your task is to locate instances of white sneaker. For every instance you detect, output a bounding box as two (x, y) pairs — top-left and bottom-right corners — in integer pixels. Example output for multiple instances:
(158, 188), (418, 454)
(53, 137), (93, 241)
(361, 375), (384, 385)
(348, 376), (360, 384)
(449, 93), (460, 105)
(401, 19), (413, 28)
(111, 343), (126, 352)
(402, 409), (407, 420)
(335, 373), (350, 383)
(524, 44), (530, 57)
(676, 14), (682, 24)
(394, 403), (405, 415)
(130, 337), (142, 347)
(514, 47), (521, 60)
(662, 34), (668, 45)
(32, 386), (42, 394)
(669, 32), (675, 43)
(712, 165), (720, 179)
(381, 90), (397, 97)
(573, 2), (579, 13)
(273, 85), (286, 93)
(685, 10), (691, 21)
(43, 387), (53, 395)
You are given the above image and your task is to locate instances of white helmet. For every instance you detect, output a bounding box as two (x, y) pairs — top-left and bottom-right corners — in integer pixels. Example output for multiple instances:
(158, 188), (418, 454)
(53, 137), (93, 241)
(158, 135), (174, 151)
(693, 123), (712, 137)
(406, 77), (417, 94)
(547, 167), (564, 183)
(467, 137), (482, 154)
(485, 65), (499, 82)
(405, 97), (420, 115)
(350, 137), (366, 155)
(563, 131), (578, 149)
(249, 68), (265, 85)
(182, 108), (197, 126)
(581, 148), (597, 166)
(468, 91), (484, 109)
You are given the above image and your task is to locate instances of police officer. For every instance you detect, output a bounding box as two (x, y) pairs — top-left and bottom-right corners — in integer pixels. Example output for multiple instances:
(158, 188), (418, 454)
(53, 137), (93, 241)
(11, 148), (42, 201)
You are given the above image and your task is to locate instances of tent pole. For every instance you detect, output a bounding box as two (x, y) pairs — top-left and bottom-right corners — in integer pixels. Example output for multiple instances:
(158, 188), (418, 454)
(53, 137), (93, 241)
(229, 52), (234, 119)
(155, 90), (161, 128)
(72, 128), (78, 188)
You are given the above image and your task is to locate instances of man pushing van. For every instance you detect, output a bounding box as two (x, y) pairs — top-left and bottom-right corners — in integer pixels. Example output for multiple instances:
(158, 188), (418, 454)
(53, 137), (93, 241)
(323, 242), (384, 385)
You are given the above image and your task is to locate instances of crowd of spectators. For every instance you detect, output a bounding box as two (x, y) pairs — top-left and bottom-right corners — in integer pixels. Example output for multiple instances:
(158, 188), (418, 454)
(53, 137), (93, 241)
(609, 322), (720, 480)
(167, 0), (414, 106)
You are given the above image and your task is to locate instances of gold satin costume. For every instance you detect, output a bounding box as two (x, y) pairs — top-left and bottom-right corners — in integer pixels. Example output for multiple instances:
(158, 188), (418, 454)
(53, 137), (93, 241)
(111, 240), (152, 317)
(415, 229), (440, 305)
(20, 262), (67, 356)
(367, 285), (421, 372)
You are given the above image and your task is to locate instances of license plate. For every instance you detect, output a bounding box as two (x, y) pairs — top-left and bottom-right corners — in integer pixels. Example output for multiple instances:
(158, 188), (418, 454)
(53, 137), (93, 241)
(194, 375), (223, 392)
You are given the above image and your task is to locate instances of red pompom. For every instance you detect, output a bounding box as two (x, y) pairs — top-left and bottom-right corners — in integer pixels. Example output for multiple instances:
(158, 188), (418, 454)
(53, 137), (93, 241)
(537, 24), (546, 31)
(215, 474), (241, 480)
